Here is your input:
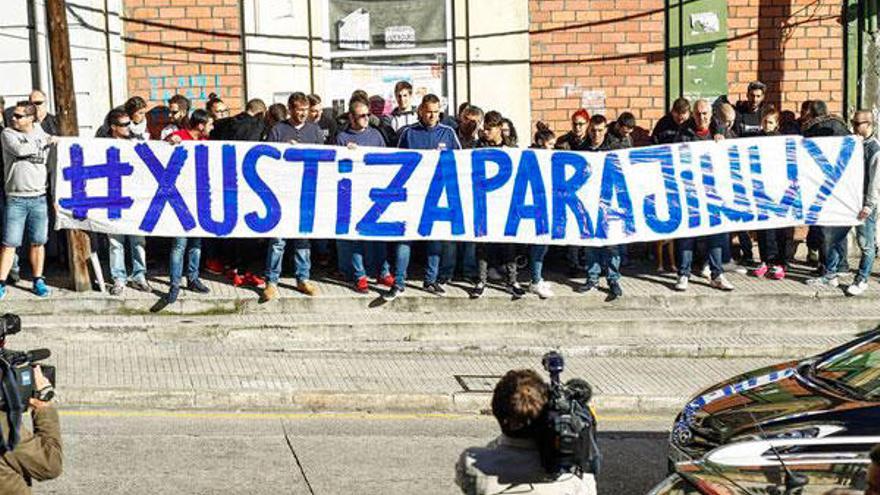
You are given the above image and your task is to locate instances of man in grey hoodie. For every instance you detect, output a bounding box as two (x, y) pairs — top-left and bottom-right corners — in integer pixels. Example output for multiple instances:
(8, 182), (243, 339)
(0, 101), (56, 299)
(847, 110), (880, 296)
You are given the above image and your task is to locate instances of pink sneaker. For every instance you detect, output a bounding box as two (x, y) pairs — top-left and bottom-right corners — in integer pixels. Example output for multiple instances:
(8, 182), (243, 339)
(753, 263), (769, 278)
(770, 265), (786, 280)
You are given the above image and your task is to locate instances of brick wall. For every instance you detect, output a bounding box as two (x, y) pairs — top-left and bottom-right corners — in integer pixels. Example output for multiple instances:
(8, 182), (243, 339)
(529, 0), (844, 140)
(122, 0), (244, 113)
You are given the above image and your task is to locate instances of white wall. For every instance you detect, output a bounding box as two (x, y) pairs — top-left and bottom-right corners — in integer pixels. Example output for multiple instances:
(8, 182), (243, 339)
(242, 0), (532, 142)
(0, 0), (127, 134)
(242, 0), (314, 104)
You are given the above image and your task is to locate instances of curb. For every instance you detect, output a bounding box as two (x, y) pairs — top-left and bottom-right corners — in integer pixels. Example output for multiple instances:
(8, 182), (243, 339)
(55, 388), (684, 415)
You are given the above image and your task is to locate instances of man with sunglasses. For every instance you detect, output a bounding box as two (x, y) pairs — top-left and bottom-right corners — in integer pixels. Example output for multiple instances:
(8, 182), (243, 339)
(27, 90), (58, 137)
(0, 102), (57, 299)
(160, 94), (191, 140)
(335, 98), (394, 293)
(105, 108), (151, 296)
(844, 111), (880, 296)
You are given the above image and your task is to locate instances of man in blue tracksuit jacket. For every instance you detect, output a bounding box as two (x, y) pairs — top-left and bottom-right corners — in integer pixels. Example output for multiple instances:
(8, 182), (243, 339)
(383, 94), (461, 301)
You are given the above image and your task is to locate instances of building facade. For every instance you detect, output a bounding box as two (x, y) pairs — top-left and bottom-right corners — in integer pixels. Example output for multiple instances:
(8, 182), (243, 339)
(0, 0), (870, 139)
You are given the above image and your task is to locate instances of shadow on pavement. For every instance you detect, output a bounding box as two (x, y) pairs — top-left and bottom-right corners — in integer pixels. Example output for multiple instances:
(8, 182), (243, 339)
(597, 431), (669, 494)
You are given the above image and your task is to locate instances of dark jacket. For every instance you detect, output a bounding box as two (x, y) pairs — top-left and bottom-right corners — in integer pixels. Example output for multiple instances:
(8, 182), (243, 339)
(802, 115), (850, 138)
(608, 124), (633, 149)
(674, 120), (715, 143)
(733, 101), (765, 137)
(554, 131), (591, 151)
(651, 114), (687, 144)
(211, 112), (266, 142)
(583, 135), (615, 152)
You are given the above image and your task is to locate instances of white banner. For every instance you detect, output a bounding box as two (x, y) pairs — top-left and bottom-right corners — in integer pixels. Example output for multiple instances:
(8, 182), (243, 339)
(53, 135), (864, 246)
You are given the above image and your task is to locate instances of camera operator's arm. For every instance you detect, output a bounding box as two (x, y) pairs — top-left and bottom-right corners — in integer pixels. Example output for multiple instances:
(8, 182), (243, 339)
(10, 366), (62, 482)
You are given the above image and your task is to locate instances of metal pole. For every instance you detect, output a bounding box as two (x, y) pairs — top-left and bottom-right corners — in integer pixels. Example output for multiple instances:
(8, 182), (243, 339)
(46, 0), (93, 292)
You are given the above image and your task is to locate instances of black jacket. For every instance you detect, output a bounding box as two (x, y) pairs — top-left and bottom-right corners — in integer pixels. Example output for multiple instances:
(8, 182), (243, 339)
(651, 114), (687, 144)
(674, 122), (715, 143)
(802, 115), (850, 138)
(733, 101), (765, 137)
(555, 131), (591, 151)
(211, 112), (266, 142)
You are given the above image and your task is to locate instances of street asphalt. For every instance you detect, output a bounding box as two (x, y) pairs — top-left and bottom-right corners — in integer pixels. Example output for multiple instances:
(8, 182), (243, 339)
(35, 408), (672, 495)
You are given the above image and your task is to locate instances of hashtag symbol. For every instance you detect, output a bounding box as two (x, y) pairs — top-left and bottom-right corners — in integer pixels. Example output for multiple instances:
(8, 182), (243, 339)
(59, 144), (135, 220)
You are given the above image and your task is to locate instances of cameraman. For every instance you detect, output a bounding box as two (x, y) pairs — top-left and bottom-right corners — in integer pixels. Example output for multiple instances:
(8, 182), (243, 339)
(0, 365), (62, 494)
(455, 369), (597, 494)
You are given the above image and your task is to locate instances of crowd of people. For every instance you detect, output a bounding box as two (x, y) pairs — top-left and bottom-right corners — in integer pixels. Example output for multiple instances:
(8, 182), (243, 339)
(0, 80), (877, 303)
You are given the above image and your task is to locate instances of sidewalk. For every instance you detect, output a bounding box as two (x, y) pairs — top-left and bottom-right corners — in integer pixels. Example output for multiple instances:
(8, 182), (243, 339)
(18, 337), (780, 414)
(4, 257), (877, 414)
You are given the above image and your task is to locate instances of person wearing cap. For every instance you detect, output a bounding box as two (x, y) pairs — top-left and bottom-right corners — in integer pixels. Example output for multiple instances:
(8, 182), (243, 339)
(733, 81), (768, 137)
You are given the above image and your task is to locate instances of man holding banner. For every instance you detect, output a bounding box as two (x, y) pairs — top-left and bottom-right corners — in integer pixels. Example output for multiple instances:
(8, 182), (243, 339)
(385, 94), (461, 301)
(673, 99), (734, 292)
(163, 109), (214, 304)
(262, 92), (324, 302)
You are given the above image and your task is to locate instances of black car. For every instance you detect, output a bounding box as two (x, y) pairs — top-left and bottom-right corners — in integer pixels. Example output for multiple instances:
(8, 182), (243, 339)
(669, 329), (880, 467)
(652, 436), (873, 494)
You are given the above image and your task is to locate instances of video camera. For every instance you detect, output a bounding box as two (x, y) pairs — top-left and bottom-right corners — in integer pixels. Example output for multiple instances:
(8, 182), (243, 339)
(0, 314), (56, 412)
(537, 351), (602, 477)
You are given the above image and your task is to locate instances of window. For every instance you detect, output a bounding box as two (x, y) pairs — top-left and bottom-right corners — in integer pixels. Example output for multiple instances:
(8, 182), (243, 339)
(325, 0), (454, 115)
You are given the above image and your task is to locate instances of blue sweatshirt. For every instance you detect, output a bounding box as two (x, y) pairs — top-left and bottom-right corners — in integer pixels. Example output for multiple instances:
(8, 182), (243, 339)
(335, 126), (386, 148)
(397, 122), (461, 151)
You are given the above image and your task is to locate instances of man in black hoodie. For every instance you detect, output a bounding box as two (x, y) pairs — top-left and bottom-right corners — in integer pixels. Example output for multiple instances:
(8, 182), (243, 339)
(652, 98), (691, 144)
(733, 81), (767, 137)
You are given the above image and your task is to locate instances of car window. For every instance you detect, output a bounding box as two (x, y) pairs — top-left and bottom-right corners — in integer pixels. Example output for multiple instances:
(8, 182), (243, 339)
(817, 341), (880, 399)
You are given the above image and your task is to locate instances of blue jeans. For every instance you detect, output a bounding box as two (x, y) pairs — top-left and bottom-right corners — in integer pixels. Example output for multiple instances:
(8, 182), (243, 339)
(109, 234), (146, 283)
(3, 196), (48, 248)
(265, 238), (311, 284)
(345, 241), (391, 280)
(392, 242), (410, 290)
(170, 237), (201, 286)
(856, 212), (877, 282)
(0, 199), (20, 275)
(425, 241), (456, 283)
(677, 234), (726, 278)
(530, 244), (549, 283)
(822, 226), (851, 278)
(586, 246), (621, 283)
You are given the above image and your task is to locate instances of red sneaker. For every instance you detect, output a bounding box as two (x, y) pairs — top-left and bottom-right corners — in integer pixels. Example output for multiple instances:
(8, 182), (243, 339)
(355, 276), (369, 294)
(205, 258), (225, 275)
(377, 274), (395, 288)
(243, 272), (266, 288)
(225, 269), (244, 287)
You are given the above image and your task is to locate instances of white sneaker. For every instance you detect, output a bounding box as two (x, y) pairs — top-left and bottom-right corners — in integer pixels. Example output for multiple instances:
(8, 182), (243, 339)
(710, 274), (735, 291)
(530, 280), (554, 299)
(806, 276), (839, 288)
(674, 276), (689, 291)
(847, 279), (868, 296)
(700, 265), (711, 279)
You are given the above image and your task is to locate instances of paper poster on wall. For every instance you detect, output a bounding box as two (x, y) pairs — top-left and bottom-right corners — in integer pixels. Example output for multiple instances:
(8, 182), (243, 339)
(328, 63), (446, 115)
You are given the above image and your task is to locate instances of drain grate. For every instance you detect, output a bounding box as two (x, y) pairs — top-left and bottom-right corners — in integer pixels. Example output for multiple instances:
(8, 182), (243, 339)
(455, 374), (502, 393)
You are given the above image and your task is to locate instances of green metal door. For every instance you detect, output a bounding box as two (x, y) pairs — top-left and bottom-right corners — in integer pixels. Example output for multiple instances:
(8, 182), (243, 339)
(666, 0), (729, 106)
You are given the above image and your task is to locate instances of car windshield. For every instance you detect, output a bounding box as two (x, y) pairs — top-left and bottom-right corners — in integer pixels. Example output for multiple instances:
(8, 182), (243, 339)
(814, 339), (880, 400)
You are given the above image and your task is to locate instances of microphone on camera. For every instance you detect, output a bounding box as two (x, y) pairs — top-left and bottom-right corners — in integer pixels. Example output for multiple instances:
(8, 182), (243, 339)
(25, 349), (51, 363)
